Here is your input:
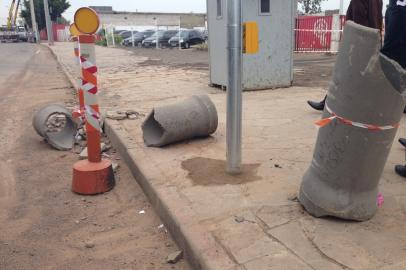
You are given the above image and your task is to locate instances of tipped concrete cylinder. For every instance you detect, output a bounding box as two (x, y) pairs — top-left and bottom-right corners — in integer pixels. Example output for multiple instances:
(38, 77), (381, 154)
(33, 104), (77, 151)
(299, 21), (406, 221)
(142, 95), (218, 147)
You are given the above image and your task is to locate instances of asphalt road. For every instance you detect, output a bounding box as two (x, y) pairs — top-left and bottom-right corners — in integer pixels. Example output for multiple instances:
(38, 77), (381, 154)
(0, 43), (189, 270)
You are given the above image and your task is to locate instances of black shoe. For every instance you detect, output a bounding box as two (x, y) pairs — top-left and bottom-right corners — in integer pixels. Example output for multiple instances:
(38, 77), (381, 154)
(404, 106), (406, 114)
(395, 165), (406, 177)
(399, 138), (406, 148)
(307, 100), (325, 111)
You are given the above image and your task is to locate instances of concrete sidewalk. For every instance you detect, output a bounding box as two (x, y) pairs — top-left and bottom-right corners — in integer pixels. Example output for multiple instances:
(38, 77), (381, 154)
(49, 42), (406, 270)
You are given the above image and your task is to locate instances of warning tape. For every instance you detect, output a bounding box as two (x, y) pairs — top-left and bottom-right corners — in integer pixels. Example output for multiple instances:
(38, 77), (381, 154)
(315, 103), (399, 131)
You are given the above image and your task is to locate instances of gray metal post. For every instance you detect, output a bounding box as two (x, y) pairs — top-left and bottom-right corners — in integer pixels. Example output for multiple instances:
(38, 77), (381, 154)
(226, 0), (242, 174)
(131, 27), (135, 47)
(179, 16), (181, 50)
(43, 0), (53, 45)
(29, 0), (39, 43)
(156, 18), (159, 49)
(339, 0), (344, 15)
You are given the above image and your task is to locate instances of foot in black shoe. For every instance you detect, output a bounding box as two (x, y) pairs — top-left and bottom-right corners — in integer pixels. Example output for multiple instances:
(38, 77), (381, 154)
(404, 106), (406, 113)
(307, 100), (325, 111)
(399, 138), (406, 148)
(395, 165), (406, 177)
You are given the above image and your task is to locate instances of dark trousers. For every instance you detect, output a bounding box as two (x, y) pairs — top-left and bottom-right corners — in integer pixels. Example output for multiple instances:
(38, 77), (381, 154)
(381, 5), (406, 69)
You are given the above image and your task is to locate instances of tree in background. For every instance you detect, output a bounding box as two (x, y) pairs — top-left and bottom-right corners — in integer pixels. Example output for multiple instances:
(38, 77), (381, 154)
(20, 0), (70, 30)
(298, 0), (326, 14)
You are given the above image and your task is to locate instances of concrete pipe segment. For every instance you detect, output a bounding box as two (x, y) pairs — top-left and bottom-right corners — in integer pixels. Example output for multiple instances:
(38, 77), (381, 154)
(299, 21), (406, 221)
(142, 95), (218, 147)
(33, 104), (77, 151)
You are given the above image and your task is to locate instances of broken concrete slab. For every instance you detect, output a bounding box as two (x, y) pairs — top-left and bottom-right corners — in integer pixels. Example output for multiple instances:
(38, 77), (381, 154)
(166, 250), (183, 264)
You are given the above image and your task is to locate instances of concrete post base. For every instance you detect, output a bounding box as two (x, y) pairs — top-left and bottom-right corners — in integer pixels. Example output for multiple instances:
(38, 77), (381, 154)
(72, 159), (115, 195)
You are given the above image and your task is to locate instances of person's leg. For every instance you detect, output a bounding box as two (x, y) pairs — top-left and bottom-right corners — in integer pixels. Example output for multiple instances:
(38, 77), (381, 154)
(399, 138), (406, 148)
(307, 95), (326, 111)
(381, 7), (406, 69)
(395, 165), (406, 177)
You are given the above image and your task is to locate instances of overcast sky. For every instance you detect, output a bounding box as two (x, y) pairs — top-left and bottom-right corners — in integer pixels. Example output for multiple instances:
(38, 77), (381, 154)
(0, 0), (390, 26)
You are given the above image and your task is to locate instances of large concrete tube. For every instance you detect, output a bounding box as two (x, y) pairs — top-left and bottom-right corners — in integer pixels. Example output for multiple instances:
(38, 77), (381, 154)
(142, 95), (218, 147)
(33, 104), (77, 151)
(299, 21), (406, 221)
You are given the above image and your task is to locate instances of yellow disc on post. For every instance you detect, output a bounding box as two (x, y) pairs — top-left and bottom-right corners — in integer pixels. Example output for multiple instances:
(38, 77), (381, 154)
(74, 7), (100, 35)
(69, 23), (82, 37)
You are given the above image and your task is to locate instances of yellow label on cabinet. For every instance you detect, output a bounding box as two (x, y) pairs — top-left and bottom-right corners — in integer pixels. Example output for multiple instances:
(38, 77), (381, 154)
(243, 22), (259, 54)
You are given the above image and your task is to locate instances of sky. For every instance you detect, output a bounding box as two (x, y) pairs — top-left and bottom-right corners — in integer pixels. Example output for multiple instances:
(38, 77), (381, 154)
(0, 0), (390, 26)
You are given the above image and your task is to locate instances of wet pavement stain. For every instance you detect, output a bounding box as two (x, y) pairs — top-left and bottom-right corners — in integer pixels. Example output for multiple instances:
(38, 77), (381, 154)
(181, 157), (261, 186)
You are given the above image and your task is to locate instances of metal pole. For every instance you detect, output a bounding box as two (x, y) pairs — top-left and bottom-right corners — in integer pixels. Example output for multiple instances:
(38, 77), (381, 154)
(111, 26), (115, 47)
(131, 27), (135, 47)
(156, 19), (159, 49)
(226, 0), (242, 174)
(339, 0), (344, 15)
(29, 0), (39, 43)
(43, 0), (53, 45)
(179, 16), (181, 50)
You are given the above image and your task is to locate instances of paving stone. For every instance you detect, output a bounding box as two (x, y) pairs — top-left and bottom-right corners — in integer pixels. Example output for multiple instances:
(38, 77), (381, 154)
(244, 252), (313, 270)
(212, 211), (287, 265)
(268, 221), (343, 270)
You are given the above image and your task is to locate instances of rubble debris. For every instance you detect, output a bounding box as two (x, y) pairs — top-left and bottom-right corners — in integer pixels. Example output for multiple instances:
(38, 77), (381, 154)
(112, 163), (119, 172)
(234, 216), (245, 223)
(84, 241), (95, 249)
(106, 111), (127, 120)
(166, 250), (183, 264)
(79, 143), (108, 160)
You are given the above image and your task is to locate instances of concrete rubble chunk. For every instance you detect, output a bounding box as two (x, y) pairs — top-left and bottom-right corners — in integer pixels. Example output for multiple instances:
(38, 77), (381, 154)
(112, 163), (119, 172)
(79, 143), (108, 159)
(299, 21), (406, 221)
(166, 250), (183, 264)
(106, 111), (127, 120)
(142, 95), (218, 147)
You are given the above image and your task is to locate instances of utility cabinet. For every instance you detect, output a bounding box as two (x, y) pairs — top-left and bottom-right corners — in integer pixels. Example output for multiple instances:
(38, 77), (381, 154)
(207, 0), (296, 90)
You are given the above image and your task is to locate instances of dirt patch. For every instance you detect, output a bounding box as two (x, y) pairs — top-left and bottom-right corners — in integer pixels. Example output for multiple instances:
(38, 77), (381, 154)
(181, 157), (261, 186)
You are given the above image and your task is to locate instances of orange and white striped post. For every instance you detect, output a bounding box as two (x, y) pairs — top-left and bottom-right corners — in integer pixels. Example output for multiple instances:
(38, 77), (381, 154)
(71, 8), (115, 195)
(71, 36), (85, 118)
(71, 34), (115, 195)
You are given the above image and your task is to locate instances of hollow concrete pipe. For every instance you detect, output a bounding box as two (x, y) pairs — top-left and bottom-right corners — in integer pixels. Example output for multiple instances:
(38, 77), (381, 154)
(299, 21), (406, 221)
(142, 95), (218, 147)
(33, 104), (77, 151)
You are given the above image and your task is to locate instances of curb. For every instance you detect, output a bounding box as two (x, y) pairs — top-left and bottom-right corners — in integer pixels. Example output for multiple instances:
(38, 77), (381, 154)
(103, 120), (237, 270)
(46, 42), (237, 270)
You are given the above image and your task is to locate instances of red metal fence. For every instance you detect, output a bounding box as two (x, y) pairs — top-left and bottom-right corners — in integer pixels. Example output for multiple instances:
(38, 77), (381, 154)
(40, 23), (69, 41)
(295, 15), (346, 53)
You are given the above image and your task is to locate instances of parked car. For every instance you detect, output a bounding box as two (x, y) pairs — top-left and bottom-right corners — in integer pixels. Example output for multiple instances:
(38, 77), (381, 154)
(201, 30), (208, 41)
(142, 30), (178, 48)
(168, 30), (205, 49)
(118, 30), (138, 40)
(122, 30), (155, 47)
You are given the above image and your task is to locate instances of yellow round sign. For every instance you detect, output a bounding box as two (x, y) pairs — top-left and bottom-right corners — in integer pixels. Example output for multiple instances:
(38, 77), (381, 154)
(74, 7), (100, 35)
(69, 23), (82, 37)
